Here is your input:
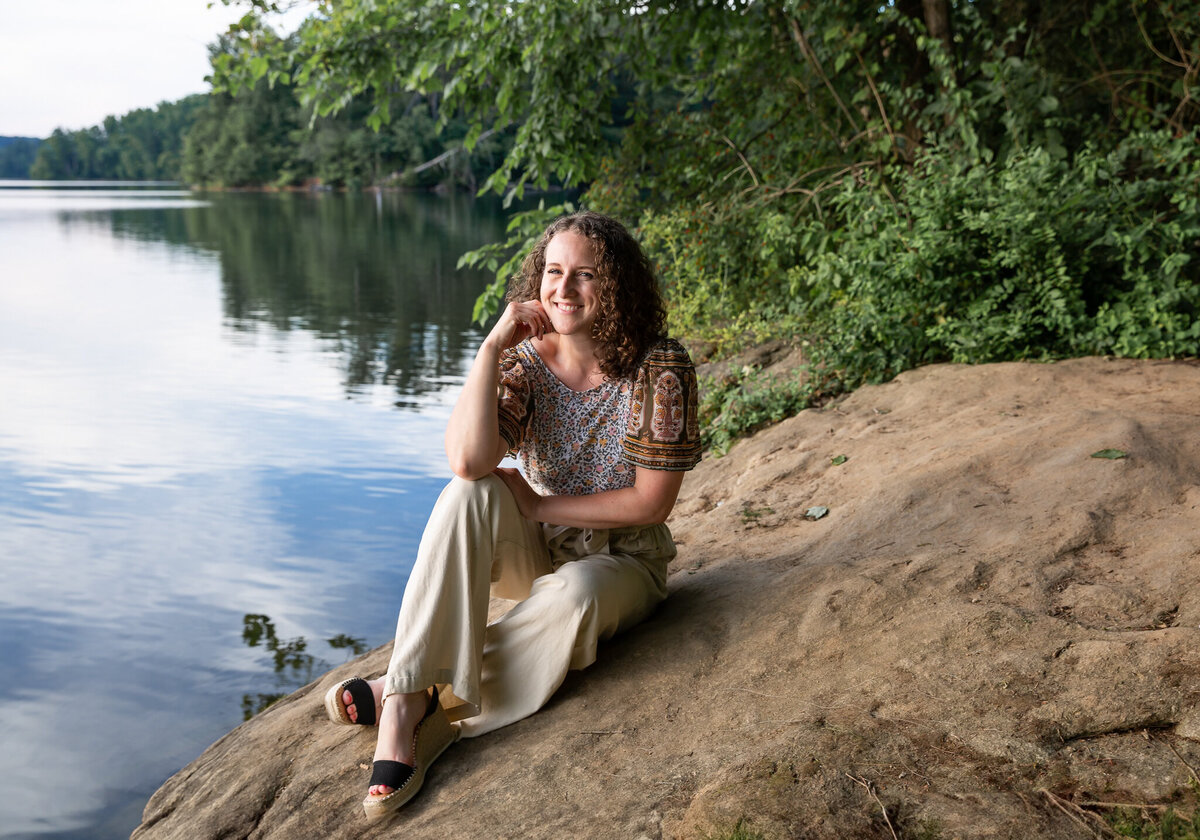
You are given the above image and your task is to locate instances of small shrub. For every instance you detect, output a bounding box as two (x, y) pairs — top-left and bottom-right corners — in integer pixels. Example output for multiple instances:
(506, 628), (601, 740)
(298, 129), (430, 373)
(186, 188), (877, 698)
(796, 128), (1200, 390)
(1107, 806), (1200, 840)
(700, 370), (813, 455)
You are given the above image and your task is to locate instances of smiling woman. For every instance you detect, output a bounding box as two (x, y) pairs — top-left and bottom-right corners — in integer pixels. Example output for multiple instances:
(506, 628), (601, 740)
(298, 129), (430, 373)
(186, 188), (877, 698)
(322, 211), (702, 822)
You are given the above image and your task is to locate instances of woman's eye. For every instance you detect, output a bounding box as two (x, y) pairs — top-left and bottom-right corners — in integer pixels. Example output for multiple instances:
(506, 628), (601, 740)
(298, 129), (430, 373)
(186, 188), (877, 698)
(578, 272), (594, 280)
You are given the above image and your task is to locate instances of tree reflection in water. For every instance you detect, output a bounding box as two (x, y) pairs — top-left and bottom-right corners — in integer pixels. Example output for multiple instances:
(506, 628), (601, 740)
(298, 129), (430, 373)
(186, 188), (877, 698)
(56, 190), (511, 405)
(241, 613), (368, 720)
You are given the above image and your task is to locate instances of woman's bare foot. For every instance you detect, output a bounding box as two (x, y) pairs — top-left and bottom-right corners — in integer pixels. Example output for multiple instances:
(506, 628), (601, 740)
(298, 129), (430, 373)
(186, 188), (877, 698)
(368, 690), (430, 796)
(342, 678), (384, 724)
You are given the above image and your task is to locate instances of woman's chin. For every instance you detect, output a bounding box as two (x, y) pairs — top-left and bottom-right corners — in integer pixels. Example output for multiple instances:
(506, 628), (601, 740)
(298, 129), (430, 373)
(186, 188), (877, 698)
(549, 318), (595, 337)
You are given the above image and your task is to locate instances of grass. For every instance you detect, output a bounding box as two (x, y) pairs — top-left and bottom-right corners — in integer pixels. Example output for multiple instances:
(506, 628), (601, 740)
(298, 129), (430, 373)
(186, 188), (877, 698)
(1108, 807), (1200, 839)
(705, 819), (767, 840)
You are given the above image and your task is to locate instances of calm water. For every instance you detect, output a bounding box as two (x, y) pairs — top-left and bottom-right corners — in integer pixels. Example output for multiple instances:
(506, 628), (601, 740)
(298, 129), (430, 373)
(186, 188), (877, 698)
(0, 182), (509, 839)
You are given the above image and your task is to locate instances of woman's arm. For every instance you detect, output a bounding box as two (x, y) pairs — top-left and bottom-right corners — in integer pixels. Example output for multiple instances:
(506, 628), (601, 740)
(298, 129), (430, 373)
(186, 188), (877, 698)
(445, 301), (552, 480)
(492, 465), (685, 529)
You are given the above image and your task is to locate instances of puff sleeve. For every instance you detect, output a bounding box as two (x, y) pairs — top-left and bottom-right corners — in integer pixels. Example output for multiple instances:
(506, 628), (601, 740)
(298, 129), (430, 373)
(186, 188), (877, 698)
(622, 338), (702, 471)
(497, 346), (532, 455)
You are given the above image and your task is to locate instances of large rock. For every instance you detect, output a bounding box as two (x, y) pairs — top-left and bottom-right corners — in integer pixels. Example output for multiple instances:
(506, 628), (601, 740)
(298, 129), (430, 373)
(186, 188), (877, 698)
(133, 357), (1200, 840)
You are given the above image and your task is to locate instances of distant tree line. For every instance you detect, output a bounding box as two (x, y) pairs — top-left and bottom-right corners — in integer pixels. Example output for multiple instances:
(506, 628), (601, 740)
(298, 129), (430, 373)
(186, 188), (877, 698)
(0, 137), (41, 178)
(27, 96), (207, 180)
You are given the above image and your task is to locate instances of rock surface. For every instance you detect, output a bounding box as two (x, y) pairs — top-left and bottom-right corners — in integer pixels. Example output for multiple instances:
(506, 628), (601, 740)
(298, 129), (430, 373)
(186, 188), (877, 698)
(132, 356), (1200, 840)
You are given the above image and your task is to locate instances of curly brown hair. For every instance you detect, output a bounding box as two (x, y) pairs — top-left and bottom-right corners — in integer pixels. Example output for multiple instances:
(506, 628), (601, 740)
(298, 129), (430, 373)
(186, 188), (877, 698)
(507, 211), (666, 381)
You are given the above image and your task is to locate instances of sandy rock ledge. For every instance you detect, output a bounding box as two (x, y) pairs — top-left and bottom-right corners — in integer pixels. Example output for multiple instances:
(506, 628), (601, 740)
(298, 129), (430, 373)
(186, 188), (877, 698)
(133, 356), (1200, 840)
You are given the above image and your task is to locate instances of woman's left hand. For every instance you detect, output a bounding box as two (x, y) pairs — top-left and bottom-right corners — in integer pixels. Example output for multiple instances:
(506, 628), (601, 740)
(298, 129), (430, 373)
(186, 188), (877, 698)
(492, 467), (542, 521)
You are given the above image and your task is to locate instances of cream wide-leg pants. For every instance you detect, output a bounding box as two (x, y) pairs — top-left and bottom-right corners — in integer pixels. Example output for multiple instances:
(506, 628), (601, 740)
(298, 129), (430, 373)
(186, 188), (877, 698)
(381, 475), (675, 738)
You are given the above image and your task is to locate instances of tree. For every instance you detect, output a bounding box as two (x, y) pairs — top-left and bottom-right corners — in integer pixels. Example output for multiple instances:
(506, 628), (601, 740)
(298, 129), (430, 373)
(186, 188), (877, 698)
(213, 0), (1197, 204)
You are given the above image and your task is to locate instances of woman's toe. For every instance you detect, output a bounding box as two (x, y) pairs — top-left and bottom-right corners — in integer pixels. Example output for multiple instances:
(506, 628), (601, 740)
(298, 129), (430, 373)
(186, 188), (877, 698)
(343, 691), (357, 722)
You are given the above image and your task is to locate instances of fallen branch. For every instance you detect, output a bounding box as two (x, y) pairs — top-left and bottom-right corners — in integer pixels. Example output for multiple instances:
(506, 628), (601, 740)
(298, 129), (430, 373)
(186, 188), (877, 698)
(388, 129), (499, 180)
(1075, 800), (1169, 812)
(846, 773), (898, 840)
(1155, 732), (1200, 788)
(1038, 789), (1121, 839)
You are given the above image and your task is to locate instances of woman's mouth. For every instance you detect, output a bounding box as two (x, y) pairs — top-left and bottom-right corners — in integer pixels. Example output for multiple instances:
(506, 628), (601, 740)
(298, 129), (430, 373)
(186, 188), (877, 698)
(554, 302), (582, 312)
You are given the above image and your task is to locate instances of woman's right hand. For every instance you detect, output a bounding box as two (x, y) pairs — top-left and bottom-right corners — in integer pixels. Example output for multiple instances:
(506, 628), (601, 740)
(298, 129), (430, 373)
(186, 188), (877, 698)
(485, 301), (554, 352)
(447, 300), (551, 479)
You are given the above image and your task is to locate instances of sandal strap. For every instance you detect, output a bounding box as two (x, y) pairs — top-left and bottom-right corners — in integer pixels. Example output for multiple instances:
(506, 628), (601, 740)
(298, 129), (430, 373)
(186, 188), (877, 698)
(343, 678), (376, 726)
(369, 759), (415, 790)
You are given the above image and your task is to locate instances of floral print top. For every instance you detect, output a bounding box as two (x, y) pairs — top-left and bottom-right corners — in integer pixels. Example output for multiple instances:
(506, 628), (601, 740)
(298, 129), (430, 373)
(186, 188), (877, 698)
(497, 338), (702, 496)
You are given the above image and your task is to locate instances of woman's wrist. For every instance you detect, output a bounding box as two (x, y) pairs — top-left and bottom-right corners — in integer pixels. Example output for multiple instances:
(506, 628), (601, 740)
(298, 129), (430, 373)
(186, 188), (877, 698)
(477, 337), (505, 360)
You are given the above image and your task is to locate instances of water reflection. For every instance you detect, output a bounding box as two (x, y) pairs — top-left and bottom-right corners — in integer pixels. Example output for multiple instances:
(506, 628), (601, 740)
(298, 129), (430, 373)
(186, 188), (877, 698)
(0, 185), (503, 840)
(240, 613), (367, 720)
(46, 190), (503, 402)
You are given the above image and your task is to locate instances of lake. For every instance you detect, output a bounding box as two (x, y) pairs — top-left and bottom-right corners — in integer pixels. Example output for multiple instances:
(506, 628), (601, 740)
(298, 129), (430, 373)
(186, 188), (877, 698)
(0, 182), (510, 839)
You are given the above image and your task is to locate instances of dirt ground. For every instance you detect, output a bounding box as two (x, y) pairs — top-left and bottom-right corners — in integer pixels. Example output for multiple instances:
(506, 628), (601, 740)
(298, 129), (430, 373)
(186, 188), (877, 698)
(133, 355), (1200, 840)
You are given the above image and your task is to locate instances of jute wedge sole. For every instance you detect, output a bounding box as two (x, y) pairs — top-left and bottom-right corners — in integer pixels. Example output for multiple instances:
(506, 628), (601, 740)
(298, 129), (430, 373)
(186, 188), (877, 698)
(324, 676), (378, 726)
(361, 686), (458, 822)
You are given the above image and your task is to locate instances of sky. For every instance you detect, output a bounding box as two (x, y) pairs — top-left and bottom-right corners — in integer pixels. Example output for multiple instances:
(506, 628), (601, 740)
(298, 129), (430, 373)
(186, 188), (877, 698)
(0, 1), (311, 138)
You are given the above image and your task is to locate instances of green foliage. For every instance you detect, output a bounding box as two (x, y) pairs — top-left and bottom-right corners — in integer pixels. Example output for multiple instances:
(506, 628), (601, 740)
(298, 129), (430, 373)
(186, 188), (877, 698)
(638, 204), (813, 353)
(700, 370), (813, 456)
(1107, 806), (1200, 840)
(910, 817), (946, 840)
(187, 30), (514, 189)
(211, 1), (642, 203)
(795, 128), (1200, 391)
(740, 505), (776, 526)
(182, 75), (301, 187)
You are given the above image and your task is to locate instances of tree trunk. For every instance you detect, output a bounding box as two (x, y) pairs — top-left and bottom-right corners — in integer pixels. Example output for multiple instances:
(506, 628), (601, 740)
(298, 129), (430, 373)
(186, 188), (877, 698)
(922, 0), (954, 58)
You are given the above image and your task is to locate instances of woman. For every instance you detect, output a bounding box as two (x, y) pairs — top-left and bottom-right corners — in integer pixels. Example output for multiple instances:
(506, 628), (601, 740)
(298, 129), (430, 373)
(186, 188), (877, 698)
(324, 211), (701, 820)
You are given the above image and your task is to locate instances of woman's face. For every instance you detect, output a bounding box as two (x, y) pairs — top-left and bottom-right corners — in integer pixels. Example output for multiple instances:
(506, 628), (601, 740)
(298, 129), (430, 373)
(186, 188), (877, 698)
(540, 230), (600, 337)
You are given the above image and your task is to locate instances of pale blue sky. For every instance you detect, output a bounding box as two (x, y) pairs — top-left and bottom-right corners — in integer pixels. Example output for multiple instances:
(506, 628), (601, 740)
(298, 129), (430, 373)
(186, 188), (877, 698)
(0, 1), (309, 137)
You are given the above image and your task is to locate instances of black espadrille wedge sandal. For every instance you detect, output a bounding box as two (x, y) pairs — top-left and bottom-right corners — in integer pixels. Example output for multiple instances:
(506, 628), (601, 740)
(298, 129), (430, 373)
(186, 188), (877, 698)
(362, 686), (457, 822)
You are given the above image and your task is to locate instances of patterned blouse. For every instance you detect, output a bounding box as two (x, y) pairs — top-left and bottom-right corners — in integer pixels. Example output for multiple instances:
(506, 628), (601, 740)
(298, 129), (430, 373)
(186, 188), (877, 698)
(497, 338), (702, 496)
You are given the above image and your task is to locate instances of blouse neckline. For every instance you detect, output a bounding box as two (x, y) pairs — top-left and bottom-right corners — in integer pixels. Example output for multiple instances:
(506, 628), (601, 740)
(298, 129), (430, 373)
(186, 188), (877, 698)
(525, 341), (613, 395)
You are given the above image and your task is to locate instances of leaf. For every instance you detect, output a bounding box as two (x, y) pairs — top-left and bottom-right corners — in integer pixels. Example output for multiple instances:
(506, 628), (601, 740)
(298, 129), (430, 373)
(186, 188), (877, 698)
(831, 455), (848, 465)
(805, 506), (829, 521)
(1091, 449), (1128, 460)
(249, 55), (270, 81)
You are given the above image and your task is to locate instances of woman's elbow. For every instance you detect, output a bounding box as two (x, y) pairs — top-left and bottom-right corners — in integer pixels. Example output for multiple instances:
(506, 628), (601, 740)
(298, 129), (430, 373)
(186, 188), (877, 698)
(636, 474), (684, 525)
(447, 453), (493, 481)
(445, 433), (502, 480)
(640, 498), (678, 526)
